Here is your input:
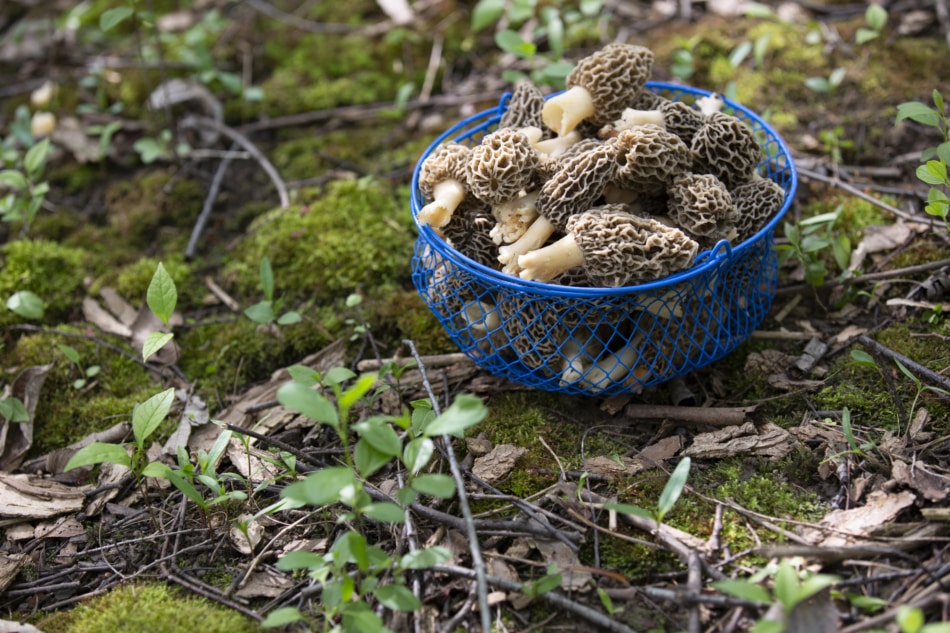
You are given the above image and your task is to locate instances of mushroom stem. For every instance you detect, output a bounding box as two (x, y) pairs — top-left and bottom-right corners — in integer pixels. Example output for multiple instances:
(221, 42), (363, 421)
(497, 215), (556, 268)
(490, 190), (540, 244)
(615, 108), (666, 130)
(417, 179), (466, 228)
(517, 232), (586, 282)
(560, 342), (650, 394)
(541, 86), (595, 136)
(532, 130), (583, 158)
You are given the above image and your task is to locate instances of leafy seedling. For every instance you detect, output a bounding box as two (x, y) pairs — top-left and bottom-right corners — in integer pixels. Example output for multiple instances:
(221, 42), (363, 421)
(244, 256), (301, 326)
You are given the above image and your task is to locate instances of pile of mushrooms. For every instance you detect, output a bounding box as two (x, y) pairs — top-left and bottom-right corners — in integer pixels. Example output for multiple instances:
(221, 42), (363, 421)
(416, 42), (787, 388)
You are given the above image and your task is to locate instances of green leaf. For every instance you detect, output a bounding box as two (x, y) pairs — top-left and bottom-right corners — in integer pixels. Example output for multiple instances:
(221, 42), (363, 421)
(142, 331), (174, 362)
(277, 381), (339, 427)
(134, 138), (165, 164)
(7, 291), (44, 320)
(243, 300), (274, 324)
(259, 256), (274, 302)
(896, 606), (925, 633)
(281, 466), (355, 506)
(399, 546), (452, 570)
(261, 606), (303, 628)
(829, 67), (846, 88)
(894, 359), (920, 385)
(140, 461), (171, 478)
(64, 442), (131, 471)
(804, 77), (830, 93)
(471, 0), (504, 31)
(656, 457), (690, 521)
(24, 137), (50, 179)
(324, 366), (356, 388)
(207, 429), (233, 466)
(603, 502), (654, 519)
(354, 437), (392, 478)
(147, 263), (177, 325)
(355, 418), (401, 457)
(287, 364), (320, 385)
(936, 142), (950, 166)
(797, 573), (839, 605)
(131, 388), (176, 449)
(161, 468), (209, 509)
(362, 502), (405, 524)
(917, 160), (948, 185)
(0, 397), (29, 423)
(865, 3), (887, 31)
(749, 620), (785, 633)
(403, 437), (434, 474)
(742, 2), (775, 18)
(729, 41), (752, 68)
(845, 593), (887, 613)
(100, 6), (134, 31)
(373, 584), (421, 611)
(495, 30), (536, 59)
(275, 550), (324, 571)
(411, 473), (456, 498)
(772, 559), (800, 609)
(424, 394), (487, 437)
(277, 311), (301, 325)
(540, 7), (564, 60)
(341, 602), (385, 633)
(712, 579), (772, 604)
(896, 102), (941, 127)
(855, 28), (879, 45)
(0, 169), (27, 190)
(57, 344), (81, 364)
(339, 372), (378, 411)
(850, 349), (877, 367)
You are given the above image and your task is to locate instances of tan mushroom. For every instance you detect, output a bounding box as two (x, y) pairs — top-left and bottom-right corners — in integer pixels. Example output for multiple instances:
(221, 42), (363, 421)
(667, 173), (737, 249)
(609, 125), (692, 196)
(417, 142), (471, 228)
(499, 79), (548, 133)
(442, 197), (500, 269)
(498, 141), (618, 271)
(466, 127), (540, 206)
(518, 204), (699, 286)
(490, 190), (539, 245)
(690, 111), (762, 189)
(541, 43), (655, 136)
(731, 176), (786, 241)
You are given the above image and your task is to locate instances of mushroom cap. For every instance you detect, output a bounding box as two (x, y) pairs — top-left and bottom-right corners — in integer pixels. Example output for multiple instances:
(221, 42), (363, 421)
(609, 124), (692, 195)
(566, 43), (655, 125)
(537, 141), (618, 231)
(466, 128), (540, 205)
(667, 173), (737, 248)
(658, 100), (706, 145)
(418, 142), (471, 199)
(690, 111), (762, 189)
(499, 79), (547, 133)
(731, 177), (786, 241)
(442, 197), (500, 269)
(569, 204), (699, 287)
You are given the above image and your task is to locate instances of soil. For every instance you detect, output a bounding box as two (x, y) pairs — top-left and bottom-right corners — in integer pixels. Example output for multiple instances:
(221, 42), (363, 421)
(1, 1), (949, 632)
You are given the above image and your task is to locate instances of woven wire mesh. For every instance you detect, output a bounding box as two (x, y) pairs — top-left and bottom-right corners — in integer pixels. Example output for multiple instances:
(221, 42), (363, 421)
(410, 82), (797, 396)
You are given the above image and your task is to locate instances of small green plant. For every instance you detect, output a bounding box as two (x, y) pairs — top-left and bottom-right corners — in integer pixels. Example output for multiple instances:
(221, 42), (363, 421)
(0, 396), (29, 423)
(855, 3), (888, 45)
(57, 344), (101, 390)
(6, 290), (45, 320)
(804, 67), (846, 93)
(776, 206), (852, 286)
(714, 558), (839, 633)
(894, 605), (950, 633)
(471, 0), (605, 88)
(244, 256), (302, 327)
(0, 108), (52, 232)
(818, 125), (854, 168)
(605, 456), (691, 524)
(144, 263), (177, 362)
(896, 90), (950, 226)
(260, 370), (488, 630)
(134, 129), (191, 164)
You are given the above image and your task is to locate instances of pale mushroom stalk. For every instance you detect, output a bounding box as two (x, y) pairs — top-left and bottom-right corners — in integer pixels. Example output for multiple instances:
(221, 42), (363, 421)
(497, 215), (556, 269)
(542, 86), (597, 138)
(560, 340), (650, 394)
(419, 179), (467, 228)
(518, 232), (586, 282)
(490, 190), (540, 245)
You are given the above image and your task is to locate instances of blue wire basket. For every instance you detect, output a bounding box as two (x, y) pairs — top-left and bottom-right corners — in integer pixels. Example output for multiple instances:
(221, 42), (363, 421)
(410, 82), (798, 396)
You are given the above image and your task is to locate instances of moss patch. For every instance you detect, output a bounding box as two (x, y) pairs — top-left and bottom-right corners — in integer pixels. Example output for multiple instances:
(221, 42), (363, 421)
(0, 239), (88, 326)
(36, 582), (262, 633)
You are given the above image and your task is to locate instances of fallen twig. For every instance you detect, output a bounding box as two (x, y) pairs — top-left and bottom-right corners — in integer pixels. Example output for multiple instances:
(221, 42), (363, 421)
(796, 166), (923, 223)
(777, 256), (950, 296)
(857, 334), (950, 393)
(623, 404), (757, 427)
(185, 147), (235, 260)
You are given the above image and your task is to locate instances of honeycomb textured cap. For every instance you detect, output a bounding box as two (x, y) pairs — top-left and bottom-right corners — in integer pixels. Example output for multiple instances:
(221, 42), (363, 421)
(731, 177), (786, 241)
(499, 80), (547, 132)
(567, 43), (656, 125)
(667, 173), (737, 248)
(537, 141), (618, 231)
(610, 124), (692, 195)
(418, 142), (471, 198)
(569, 204), (699, 287)
(466, 128), (540, 205)
(690, 111), (762, 189)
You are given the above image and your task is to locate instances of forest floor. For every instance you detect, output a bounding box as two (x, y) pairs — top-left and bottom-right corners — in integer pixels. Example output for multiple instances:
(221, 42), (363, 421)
(1, 1), (950, 632)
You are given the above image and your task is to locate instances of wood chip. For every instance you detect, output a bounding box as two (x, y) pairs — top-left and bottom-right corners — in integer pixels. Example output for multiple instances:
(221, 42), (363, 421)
(801, 489), (917, 547)
(472, 444), (527, 483)
(0, 473), (91, 519)
(683, 422), (797, 460)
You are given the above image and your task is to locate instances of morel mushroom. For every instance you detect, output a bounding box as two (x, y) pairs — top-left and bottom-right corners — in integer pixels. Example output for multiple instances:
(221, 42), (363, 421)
(417, 142), (471, 228)
(691, 111), (762, 189)
(560, 334), (651, 394)
(542, 43), (655, 136)
(609, 125), (692, 196)
(667, 173), (737, 249)
(518, 204), (700, 286)
(490, 190), (539, 245)
(499, 79), (547, 133)
(614, 94), (724, 146)
(442, 197), (500, 269)
(498, 141), (618, 270)
(731, 176), (786, 241)
(466, 127), (540, 207)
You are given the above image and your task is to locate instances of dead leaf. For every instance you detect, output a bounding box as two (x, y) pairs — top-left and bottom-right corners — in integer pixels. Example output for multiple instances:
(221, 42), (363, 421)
(52, 115), (102, 163)
(84, 461), (132, 517)
(472, 444), (527, 483)
(81, 297), (132, 337)
(683, 422), (797, 460)
(30, 421), (130, 476)
(229, 514), (264, 555)
(534, 539), (591, 592)
(375, 0), (414, 24)
(0, 553), (29, 594)
(0, 473), (91, 519)
(0, 619), (44, 633)
(891, 460), (948, 502)
(0, 364), (51, 471)
(234, 568), (295, 600)
(99, 288), (138, 326)
(849, 221), (913, 271)
(801, 489), (916, 546)
(34, 515), (86, 539)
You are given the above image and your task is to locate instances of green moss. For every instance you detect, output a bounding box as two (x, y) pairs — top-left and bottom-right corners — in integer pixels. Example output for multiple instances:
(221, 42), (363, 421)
(224, 177), (414, 304)
(103, 170), (205, 253)
(0, 239), (88, 326)
(37, 582), (262, 633)
(367, 289), (457, 356)
(88, 255), (201, 311)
